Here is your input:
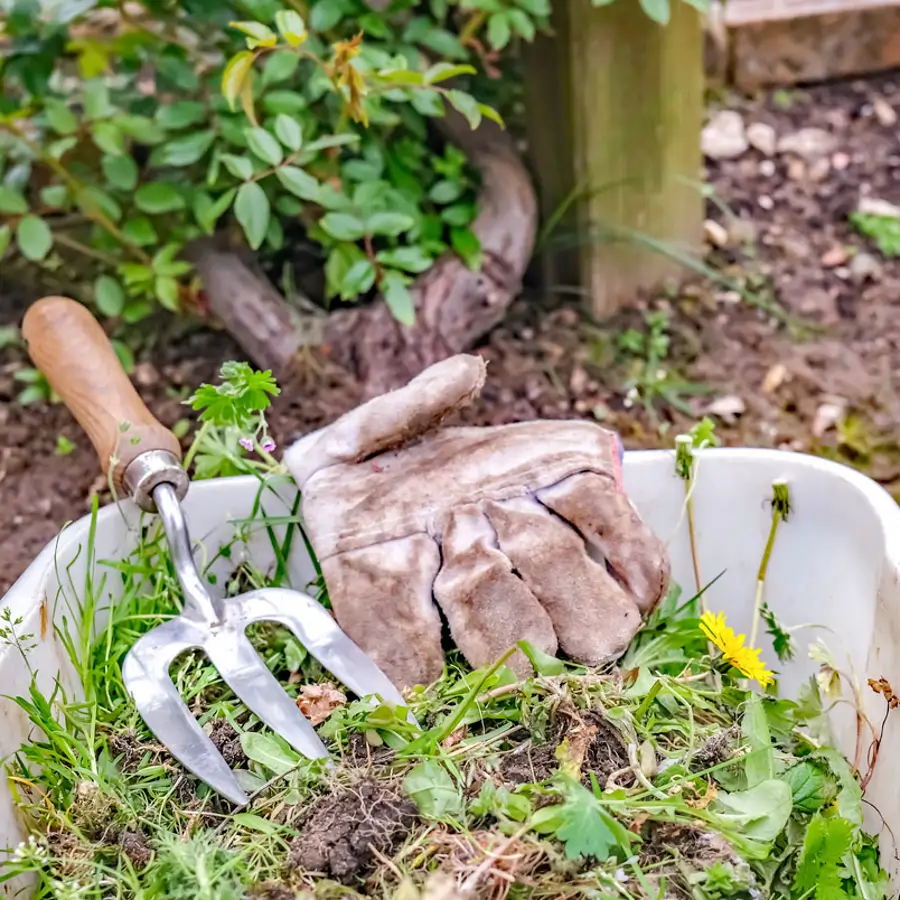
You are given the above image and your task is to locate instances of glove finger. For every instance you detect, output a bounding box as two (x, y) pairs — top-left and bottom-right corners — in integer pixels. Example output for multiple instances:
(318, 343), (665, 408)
(433, 504), (557, 678)
(321, 534), (444, 690)
(483, 496), (641, 665)
(536, 472), (670, 615)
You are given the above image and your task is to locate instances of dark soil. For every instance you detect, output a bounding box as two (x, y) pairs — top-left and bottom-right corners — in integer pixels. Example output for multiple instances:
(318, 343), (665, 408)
(4, 73), (900, 592)
(499, 706), (629, 787)
(209, 720), (247, 768)
(287, 780), (418, 883)
(248, 882), (296, 900)
(115, 830), (152, 870)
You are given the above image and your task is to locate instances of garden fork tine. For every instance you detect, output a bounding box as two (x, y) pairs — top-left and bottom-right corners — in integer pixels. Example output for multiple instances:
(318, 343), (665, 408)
(22, 296), (410, 805)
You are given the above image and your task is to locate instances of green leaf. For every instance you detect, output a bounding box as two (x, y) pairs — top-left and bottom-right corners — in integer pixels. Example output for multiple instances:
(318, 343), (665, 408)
(83, 80), (113, 119)
(424, 63), (476, 84)
(429, 179), (464, 205)
(508, 9), (536, 40)
(274, 10), (307, 45)
(229, 20), (277, 49)
(115, 114), (166, 145)
(411, 90), (445, 117)
(95, 275), (125, 316)
(366, 211), (414, 237)
(245, 127), (284, 166)
(532, 781), (631, 861)
(0, 225), (11, 257)
(403, 760), (463, 818)
(487, 13), (512, 49)
(135, 182), (185, 214)
(450, 227), (482, 269)
(155, 276), (180, 311)
(101, 154), (138, 191)
(111, 340), (134, 374)
(240, 732), (301, 776)
(793, 815), (853, 900)
(91, 121), (125, 156)
(262, 50), (300, 87)
(515, 0), (550, 15)
(340, 258), (376, 299)
(276, 166), (319, 201)
(44, 100), (78, 135)
(16, 216), (53, 261)
(325, 243), (366, 298)
(303, 133), (360, 154)
(742, 694), (773, 788)
(639, 0), (670, 24)
(221, 154), (255, 181)
(320, 212), (365, 242)
(156, 102), (207, 130)
(681, 0), (709, 10)
(711, 779), (792, 844)
(157, 130), (215, 167)
(375, 245), (432, 274)
(381, 269), (416, 326)
(234, 181), (270, 250)
(222, 51), (255, 111)
(77, 186), (122, 222)
(443, 203), (476, 227)
(377, 68), (424, 86)
(231, 813), (281, 834)
(518, 640), (565, 676)
(274, 114), (303, 151)
(262, 90), (307, 115)
(784, 761), (836, 813)
(446, 90), (482, 129)
(122, 217), (157, 246)
(310, 0), (343, 32)
(0, 186), (28, 214)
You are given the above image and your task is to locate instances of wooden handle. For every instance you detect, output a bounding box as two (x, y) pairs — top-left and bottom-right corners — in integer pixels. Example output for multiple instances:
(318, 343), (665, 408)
(22, 296), (181, 491)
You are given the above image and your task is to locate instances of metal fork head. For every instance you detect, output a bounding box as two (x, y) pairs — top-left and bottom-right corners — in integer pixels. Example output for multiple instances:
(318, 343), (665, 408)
(122, 587), (410, 805)
(120, 482), (412, 805)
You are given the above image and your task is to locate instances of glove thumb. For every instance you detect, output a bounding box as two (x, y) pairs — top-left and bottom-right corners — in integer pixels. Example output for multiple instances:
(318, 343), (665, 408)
(283, 354), (487, 486)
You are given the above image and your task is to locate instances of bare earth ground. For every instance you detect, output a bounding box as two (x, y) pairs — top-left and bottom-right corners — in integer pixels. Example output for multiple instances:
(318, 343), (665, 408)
(3, 73), (900, 593)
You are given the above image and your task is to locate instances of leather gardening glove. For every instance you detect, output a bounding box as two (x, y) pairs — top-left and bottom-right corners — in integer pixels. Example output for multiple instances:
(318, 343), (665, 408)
(283, 355), (670, 690)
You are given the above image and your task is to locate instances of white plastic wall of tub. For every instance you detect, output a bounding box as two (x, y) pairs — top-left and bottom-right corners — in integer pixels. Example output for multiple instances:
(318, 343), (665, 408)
(1, 448), (900, 895)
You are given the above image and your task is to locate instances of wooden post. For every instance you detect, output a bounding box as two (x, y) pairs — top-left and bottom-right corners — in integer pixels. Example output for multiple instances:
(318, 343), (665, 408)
(524, 0), (704, 318)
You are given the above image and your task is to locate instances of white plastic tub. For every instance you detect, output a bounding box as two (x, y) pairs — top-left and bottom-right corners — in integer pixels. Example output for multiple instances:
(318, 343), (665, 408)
(3, 447), (900, 895)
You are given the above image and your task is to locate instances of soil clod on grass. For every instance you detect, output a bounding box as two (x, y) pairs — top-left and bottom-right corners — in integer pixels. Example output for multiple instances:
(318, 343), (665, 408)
(116, 830), (153, 870)
(289, 780), (419, 883)
(209, 719), (248, 767)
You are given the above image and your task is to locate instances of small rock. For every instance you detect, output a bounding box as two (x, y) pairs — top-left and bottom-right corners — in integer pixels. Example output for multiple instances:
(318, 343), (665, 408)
(857, 196), (900, 219)
(759, 159), (777, 177)
(705, 395), (746, 422)
(746, 122), (777, 156)
(850, 252), (882, 283)
(786, 159), (807, 181)
(820, 245), (848, 268)
(812, 402), (845, 438)
(832, 152), (851, 170)
(873, 96), (898, 127)
(134, 362), (159, 387)
(758, 195), (774, 210)
(762, 363), (788, 393)
(704, 218), (729, 248)
(777, 127), (837, 161)
(808, 158), (831, 182)
(729, 217), (757, 245)
(701, 110), (748, 160)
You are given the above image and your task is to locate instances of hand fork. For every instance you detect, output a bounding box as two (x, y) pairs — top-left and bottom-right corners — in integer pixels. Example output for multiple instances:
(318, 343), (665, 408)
(23, 296), (409, 805)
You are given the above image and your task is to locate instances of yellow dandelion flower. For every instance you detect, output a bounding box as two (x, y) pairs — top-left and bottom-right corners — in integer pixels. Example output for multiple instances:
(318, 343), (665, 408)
(699, 610), (774, 688)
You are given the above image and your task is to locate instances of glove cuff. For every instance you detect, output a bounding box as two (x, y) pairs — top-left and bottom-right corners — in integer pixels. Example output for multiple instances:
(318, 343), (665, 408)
(284, 354), (487, 485)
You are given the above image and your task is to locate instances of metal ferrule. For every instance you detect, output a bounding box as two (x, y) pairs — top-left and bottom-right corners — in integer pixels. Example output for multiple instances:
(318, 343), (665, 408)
(123, 449), (189, 512)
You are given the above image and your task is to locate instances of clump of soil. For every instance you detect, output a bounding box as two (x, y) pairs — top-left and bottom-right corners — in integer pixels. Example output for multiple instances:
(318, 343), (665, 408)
(641, 822), (744, 867)
(691, 725), (739, 772)
(108, 729), (150, 772)
(209, 720), (247, 767)
(115, 830), (152, 870)
(499, 707), (630, 786)
(249, 882), (296, 900)
(288, 780), (418, 883)
(343, 731), (395, 769)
